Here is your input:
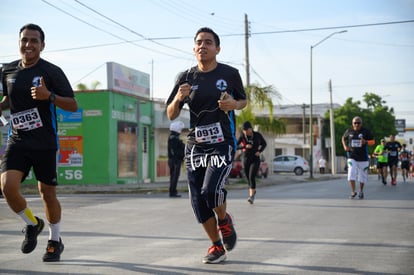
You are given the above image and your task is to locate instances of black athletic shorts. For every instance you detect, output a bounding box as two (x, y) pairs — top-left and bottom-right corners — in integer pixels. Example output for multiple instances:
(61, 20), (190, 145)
(185, 142), (234, 223)
(377, 161), (388, 169)
(1, 145), (58, 185)
(388, 157), (399, 167)
(401, 161), (410, 170)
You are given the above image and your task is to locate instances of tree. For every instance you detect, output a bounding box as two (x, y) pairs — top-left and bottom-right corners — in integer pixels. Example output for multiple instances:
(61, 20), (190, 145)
(237, 84), (286, 134)
(75, 81), (101, 91)
(322, 93), (397, 157)
(363, 92), (397, 141)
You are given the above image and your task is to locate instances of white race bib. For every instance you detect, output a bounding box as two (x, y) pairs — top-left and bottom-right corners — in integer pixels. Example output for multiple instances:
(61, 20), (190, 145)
(195, 122), (224, 144)
(351, 139), (362, 147)
(11, 107), (43, 131)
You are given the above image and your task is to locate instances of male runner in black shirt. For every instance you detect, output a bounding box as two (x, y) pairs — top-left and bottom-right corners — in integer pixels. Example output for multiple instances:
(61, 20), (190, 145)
(166, 27), (247, 264)
(1, 23), (78, 262)
(385, 135), (402, 185)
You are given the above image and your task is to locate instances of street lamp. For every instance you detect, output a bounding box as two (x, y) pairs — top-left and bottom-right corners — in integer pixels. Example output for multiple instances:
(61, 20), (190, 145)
(309, 30), (347, 179)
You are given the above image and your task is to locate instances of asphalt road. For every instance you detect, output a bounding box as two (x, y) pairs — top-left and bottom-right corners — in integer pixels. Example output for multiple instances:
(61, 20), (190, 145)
(1, 174), (413, 275)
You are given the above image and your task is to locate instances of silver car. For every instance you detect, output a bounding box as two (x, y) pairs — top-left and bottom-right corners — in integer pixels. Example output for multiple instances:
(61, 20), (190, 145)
(272, 155), (309, 176)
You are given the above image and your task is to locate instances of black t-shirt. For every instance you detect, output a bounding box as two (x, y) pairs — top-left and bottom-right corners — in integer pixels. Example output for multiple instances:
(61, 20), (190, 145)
(237, 131), (267, 161)
(342, 126), (374, 161)
(166, 63), (246, 147)
(2, 58), (75, 150)
(384, 141), (402, 159)
(168, 131), (185, 161)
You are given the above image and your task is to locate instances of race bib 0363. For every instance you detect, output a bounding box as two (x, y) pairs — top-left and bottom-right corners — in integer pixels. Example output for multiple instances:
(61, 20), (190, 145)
(11, 107), (43, 131)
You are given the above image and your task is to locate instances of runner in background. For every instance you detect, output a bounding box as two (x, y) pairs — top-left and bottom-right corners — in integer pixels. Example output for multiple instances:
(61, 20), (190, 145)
(399, 144), (411, 182)
(373, 139), (388, 185)
(384, 135), (402, 185)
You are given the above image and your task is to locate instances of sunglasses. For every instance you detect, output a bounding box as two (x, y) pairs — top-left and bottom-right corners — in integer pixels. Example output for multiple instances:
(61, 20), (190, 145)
(353, 122), (361, 125)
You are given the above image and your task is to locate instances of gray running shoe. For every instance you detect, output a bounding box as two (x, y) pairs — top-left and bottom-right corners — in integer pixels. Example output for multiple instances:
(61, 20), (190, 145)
(202, 245), (226, 264)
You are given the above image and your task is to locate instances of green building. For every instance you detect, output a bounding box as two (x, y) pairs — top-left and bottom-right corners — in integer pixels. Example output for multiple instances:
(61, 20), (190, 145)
(0, 62), (192, 186)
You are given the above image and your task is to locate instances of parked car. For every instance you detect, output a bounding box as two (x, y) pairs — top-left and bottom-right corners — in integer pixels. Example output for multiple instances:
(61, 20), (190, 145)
(229, 155), (243, 178)
(229, 154), (269, 178)
(257, 155), (269, 178)
(272, 155), (309, 176)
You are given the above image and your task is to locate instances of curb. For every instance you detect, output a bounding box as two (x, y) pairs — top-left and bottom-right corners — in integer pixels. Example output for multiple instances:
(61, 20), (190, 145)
(18, 174), (344, 195)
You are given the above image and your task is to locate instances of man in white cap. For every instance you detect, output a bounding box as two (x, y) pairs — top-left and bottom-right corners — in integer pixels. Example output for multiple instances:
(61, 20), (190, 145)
(168, 121), (185, 197)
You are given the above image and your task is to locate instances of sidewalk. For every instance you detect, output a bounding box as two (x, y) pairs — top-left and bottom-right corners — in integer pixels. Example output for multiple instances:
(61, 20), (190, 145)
(18, 173), (344, 195)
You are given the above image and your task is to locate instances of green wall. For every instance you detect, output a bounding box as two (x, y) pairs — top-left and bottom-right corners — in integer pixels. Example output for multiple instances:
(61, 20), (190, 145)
(24, 90), (154, 185)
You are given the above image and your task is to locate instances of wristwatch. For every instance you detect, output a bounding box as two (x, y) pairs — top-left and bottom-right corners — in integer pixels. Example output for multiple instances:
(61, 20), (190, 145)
(48, 93), (56, 103)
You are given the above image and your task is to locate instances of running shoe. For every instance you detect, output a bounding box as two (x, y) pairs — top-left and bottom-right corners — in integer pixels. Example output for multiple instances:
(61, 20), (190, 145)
(202, 245), (226, 264)
(358, 192), (364, 199)
(247, 195), (255, 204)
(349, 192), (358, 199)
(43, 238), (64, 262)
(218, 213), (237, 251)
(21, 216), (44, 254)
(247, 191), (256, 204)
(391, 178), (397, 186)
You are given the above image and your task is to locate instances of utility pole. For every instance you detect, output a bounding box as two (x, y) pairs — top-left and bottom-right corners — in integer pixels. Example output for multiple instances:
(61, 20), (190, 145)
(309, 30), (347, 179)
(302, 103), (307, 158)
(244, 13), (250, 86)
(329, 79), (336, 175)
(302, 104), (306, 144)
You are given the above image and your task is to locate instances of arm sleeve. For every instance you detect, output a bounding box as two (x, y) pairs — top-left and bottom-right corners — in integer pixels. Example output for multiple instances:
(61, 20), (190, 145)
(366, 129), (375, 146)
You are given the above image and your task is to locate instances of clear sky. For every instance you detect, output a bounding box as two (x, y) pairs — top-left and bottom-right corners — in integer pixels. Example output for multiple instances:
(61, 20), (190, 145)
(1, 0), (414, 126)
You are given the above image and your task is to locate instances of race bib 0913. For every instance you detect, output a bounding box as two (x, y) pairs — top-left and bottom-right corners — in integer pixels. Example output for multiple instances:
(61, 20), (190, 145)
(195, 122), (224, 144)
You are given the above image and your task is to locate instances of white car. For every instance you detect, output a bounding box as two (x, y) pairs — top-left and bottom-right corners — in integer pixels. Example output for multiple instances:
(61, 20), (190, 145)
(272, 155), (309, 176)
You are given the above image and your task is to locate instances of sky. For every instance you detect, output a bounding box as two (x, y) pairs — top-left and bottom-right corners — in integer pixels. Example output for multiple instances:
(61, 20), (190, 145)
(1, 0), (414, 126)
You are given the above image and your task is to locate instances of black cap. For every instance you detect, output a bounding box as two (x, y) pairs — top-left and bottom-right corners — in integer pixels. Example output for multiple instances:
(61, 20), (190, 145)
(242, 121), (252, 130)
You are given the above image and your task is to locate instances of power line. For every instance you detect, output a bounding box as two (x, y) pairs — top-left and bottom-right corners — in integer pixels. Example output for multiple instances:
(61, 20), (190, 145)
(150, 0), (204, 27)
(2, 16), (412, 58)
(74, 0), (191, 56)
(250, 65), (269, 86)
(334, 81), (414, 88)
(72, 63), (106, 85)
(157, 0), (242, 31)
(222, 19), (414, 37)
(40, 0), (190, 59)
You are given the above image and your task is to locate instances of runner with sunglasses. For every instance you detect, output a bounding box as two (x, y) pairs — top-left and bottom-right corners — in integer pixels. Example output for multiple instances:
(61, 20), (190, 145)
(342, 116), (375, 199)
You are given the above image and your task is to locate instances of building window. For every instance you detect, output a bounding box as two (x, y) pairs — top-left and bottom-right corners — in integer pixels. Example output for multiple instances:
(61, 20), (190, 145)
(274, 148), (282, 156)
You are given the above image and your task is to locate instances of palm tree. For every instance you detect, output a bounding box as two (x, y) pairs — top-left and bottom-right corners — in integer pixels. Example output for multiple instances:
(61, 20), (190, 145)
(237, 84), (285, 134)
